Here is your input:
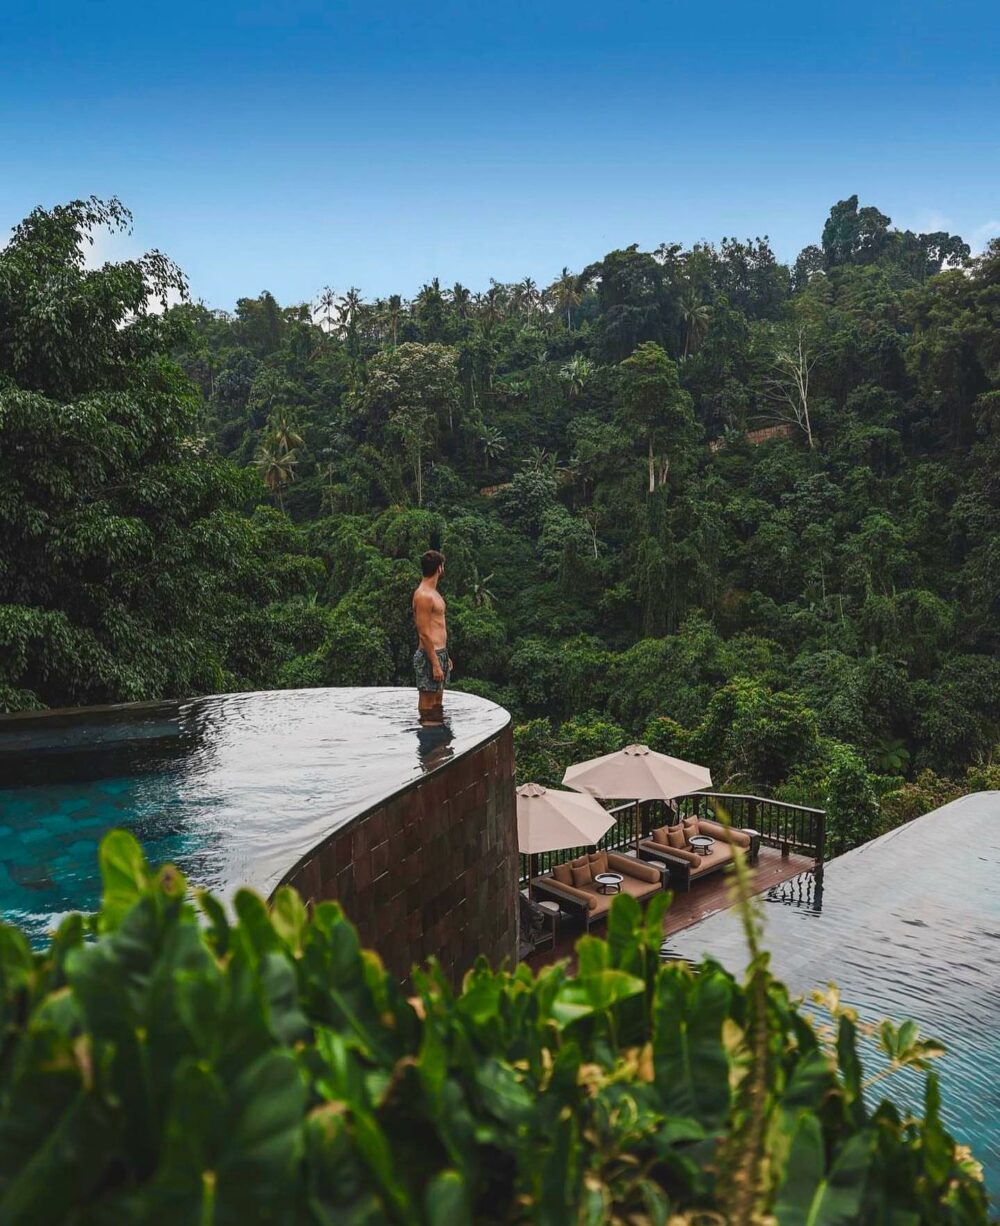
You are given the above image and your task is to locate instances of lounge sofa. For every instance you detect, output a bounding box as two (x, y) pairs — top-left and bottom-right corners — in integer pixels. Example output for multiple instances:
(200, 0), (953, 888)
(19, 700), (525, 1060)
(637, 817), (759, 890)
(530, 849), (664, 930)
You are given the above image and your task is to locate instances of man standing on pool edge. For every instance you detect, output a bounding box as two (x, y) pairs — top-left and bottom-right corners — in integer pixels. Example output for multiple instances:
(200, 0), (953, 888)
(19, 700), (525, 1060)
(412, 549), (452, 723)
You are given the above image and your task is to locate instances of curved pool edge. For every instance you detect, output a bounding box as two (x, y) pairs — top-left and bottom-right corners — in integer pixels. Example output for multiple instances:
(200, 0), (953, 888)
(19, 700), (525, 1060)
(0, 687), (519, 980)
(273, 712), (518, 984)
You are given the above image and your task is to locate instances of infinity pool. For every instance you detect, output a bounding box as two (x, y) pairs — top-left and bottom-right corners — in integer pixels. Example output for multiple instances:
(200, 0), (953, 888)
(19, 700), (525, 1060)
(666, 791), (1000, 1201)
(0, 687), (508, 943)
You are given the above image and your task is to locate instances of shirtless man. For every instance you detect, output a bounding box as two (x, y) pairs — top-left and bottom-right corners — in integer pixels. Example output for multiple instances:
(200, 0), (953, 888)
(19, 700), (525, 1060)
(412, 549), (452, 722)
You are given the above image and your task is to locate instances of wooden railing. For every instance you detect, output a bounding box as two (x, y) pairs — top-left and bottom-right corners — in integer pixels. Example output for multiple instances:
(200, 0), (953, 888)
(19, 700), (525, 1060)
(519, 792), (825, 889)
(671, 792), (826, 862)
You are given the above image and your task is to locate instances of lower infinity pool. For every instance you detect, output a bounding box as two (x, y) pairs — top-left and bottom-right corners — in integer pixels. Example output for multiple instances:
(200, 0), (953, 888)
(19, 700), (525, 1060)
(665, 791), (1000, 1202)
(0, 687), (508, 944)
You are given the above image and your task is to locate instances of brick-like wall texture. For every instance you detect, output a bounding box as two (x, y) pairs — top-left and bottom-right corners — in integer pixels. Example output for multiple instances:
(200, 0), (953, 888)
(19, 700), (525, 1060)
(275, 724), (518, 984)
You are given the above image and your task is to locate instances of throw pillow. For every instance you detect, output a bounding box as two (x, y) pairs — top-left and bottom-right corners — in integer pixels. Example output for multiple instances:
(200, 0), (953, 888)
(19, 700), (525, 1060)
(667, 826), (686, 849)
(571, 863), (593, 888)
(552, 861), (572, 886)
(589, 849), (609, 875)
(651, 825), (670, 846)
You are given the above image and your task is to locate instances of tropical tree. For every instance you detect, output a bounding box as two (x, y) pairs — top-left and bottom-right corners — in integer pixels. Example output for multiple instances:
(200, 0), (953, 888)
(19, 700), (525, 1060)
(255, 442), (299, 510)
(761, 325), (819, 448)
(559, 354), (594, 398)
(357, 342), (461, 504)
(679, 289), (711, 357)
(548, 266), (582, 328)
(618, 342), (698, 492)
(479, 425), (507, 474)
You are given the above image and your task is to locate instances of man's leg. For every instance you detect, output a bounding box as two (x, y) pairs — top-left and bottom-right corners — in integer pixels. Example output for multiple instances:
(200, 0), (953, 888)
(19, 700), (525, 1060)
(419, 687), (445, 725)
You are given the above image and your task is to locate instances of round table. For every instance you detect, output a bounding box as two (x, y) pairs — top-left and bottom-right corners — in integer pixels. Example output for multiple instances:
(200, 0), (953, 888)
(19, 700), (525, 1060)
(689, 835), (715, 857)
(594, 872), (624, 894)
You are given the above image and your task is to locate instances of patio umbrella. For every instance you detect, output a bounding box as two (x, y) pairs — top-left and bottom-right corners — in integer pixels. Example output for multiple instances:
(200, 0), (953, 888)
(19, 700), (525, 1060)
(516, 782), (616, 854)
(562, 743), (712, 801)
(563, 744), (712, 852)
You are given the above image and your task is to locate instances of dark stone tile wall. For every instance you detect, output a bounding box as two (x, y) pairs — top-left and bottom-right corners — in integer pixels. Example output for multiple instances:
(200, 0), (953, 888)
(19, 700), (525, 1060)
(275, 724), (517, 984)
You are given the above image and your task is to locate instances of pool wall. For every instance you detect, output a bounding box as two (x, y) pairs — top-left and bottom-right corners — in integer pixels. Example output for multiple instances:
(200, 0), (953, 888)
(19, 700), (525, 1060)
(274, 720), (518, 984)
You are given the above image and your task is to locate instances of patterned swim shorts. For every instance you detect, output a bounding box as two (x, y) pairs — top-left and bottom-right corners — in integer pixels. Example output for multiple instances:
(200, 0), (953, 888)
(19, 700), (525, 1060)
(413, 647), (451, 693)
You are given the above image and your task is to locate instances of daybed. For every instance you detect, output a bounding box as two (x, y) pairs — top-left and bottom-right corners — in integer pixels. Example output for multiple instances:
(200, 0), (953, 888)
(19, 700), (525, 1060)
(529, 849), (664, 930)
(637, 816), (759, 890)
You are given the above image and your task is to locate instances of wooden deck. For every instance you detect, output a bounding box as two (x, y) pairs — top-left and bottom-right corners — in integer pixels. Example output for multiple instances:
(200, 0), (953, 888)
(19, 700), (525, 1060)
(524, 847), (816, 973)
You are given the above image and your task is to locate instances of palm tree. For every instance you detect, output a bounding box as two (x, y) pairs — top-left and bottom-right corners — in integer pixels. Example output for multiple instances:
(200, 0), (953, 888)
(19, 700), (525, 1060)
(480, 425), (507, 474)
(471, 568), (497, 609)
(559, 354), (594, 398)
(270, 417), (304, 454)
(680, 290), (711, 358)
(450, 282), (471, 318)
(512, 277), (540, 317)
(522, 445), (556, 474)
(337, 287), (365, 355)
(382, 294), (403, 348)
(548, 267), (581, 329)
(316, 286), (337, 336)
(255, 444), (299, 512)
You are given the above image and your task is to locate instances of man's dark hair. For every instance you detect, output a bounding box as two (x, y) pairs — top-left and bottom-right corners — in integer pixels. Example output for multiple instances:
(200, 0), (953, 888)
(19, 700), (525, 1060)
(420, 549), (445, 577)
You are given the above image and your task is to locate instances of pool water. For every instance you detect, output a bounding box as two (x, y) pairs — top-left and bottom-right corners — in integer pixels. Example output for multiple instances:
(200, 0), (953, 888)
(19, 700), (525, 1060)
(0, 688), (508, 944)
(665, 791), (1000, 1202)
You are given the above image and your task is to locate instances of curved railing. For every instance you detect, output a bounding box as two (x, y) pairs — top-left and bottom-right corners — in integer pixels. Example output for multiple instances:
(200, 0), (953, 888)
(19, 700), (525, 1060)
(673, 791), (825, 860)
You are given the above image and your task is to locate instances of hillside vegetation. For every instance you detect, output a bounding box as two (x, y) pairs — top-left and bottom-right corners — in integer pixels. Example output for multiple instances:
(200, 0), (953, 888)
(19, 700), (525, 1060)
(2, 195), (999, 847)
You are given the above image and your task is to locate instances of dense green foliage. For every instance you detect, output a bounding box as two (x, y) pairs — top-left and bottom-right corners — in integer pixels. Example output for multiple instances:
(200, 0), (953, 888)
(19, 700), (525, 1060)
(0, 198), (325, 708)
(0, 832), (987, 1223)
(177, 198), (998, 840)
(3, 195), (999, 846)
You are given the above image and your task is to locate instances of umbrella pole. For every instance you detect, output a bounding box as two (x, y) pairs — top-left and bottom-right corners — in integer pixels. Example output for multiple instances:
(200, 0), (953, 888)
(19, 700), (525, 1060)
(635, 799), (641, 853)
(528, 853), (539, 889)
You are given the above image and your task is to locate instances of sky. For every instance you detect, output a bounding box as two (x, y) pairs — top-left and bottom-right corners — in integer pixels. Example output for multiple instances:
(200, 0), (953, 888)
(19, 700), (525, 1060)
(2, 0), (998, 309)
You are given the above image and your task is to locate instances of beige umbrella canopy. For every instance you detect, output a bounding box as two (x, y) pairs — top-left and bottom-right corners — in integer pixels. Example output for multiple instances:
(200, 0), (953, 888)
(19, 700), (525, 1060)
(562, 743), (712, 801)
(516, 782), (616, 854)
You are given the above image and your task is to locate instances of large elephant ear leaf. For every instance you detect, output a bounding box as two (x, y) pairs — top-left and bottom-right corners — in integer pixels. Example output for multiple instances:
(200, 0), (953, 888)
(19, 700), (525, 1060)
(97, 830), (151, 933)
(653, 966), (732, 1129)
(775, 1111), (874, 1226)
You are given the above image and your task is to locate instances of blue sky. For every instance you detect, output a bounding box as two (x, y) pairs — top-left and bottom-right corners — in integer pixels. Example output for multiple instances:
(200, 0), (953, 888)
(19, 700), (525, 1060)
(2, 0), (998, 307)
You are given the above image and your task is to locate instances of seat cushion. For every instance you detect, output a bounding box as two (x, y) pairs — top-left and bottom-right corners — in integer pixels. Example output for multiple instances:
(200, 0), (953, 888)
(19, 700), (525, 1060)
(552, 861), (572, 886)
(586, 890), (613, 916)
(689, 841), (734, 876)
(621, 875), (661, 902)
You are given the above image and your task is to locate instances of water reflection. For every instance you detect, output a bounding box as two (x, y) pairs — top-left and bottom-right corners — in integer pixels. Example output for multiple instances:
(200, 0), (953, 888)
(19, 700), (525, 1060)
(765, 866), (824, 914)
(417, 720), (454, 772)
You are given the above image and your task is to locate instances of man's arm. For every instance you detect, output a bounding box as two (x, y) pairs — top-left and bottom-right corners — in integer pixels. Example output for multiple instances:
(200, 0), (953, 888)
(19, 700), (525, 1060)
(413, 592), (445, 680)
